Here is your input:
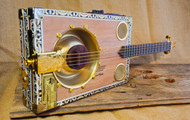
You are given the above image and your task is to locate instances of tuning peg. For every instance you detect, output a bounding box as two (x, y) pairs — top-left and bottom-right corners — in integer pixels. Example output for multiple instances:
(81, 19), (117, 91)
(166, 35), (171, 42)
(164, 51), (170, 54)
(172, 41), (176, 44)
(166, 35), (171, 39)
(172, 46), (176, 48)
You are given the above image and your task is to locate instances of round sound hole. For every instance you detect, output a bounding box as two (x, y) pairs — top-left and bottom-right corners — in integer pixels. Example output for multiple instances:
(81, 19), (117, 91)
(66, 45), (89, 70)
(116, 21), (128, 41)
(114, 63), (125, 81)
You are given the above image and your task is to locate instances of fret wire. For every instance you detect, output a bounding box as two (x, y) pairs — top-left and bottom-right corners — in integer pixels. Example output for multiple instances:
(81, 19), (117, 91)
(164, 42), (166, 51)
(121, 42), (171, 58)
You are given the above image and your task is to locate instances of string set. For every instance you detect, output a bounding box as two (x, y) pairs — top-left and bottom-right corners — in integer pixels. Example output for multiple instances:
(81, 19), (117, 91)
(53, 42), (171, 67)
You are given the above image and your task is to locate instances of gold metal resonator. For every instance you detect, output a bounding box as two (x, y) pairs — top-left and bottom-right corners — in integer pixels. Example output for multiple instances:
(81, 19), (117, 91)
(52, 28), (100, 89)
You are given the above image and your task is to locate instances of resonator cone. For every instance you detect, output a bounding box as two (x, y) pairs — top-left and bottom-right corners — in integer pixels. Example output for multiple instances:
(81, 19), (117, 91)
(53, 28), (99, 89)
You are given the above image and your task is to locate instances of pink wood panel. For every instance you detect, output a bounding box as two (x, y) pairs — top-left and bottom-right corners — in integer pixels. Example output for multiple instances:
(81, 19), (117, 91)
(43, 16), (129, 101)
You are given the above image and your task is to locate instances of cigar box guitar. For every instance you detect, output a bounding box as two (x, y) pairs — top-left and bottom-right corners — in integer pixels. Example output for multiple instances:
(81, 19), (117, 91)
(18, 8), (175, 113)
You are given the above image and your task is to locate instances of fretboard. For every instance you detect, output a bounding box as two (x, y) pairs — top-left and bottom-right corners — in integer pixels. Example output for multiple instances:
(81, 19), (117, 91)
(119, 42), (171, 58)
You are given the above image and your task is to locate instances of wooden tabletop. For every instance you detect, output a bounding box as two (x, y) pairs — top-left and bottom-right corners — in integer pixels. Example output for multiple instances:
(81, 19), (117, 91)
(10, 64), (190, 118)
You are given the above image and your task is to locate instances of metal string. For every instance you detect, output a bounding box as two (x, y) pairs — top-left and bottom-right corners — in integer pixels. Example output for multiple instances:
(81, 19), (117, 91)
(64, 42), (170, 58)
(61, 56), (125, 68)
(64, 42), (170, 62)
(50, 42), (171, 65)
(54, 42), (170, 56)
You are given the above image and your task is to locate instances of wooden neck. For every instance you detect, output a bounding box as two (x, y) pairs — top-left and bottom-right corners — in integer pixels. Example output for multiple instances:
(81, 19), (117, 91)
(119, 42), (172, 58)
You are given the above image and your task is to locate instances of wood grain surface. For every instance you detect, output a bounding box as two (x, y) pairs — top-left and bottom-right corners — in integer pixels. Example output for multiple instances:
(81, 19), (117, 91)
(42, 16), (128, 101)
(10, 64), (190, 118)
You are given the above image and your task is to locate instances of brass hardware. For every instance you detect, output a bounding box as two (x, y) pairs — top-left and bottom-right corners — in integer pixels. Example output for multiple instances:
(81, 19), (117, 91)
(166, 35), (171, 42)
(81, 85), (85, 89)
(53, 28), (99, 89)
(37, 52), (64, 74)
(25, 59), (35, 67)
(116, 21), (128, 41)
(23, 76), (27, 82)
(98, 62), (101, 66)
(69, 89), (73, 93)
(38, 73), (57, 113)
(22, 69), (28, 79)
(24, 57), (36, 78)
(114, 63), (125, 81)
(57, 83), (62, 88)
(83, 25), (88, 29)
(94, 33), (97, 38)
(164, 35), (173, 54)
(99, 47), (102, 51)
(172, 46), (176, 48)
(22, 75), (28, 89)
(56, 33), (62, 38)
(69, 24), (75, 28)
(92, 75), (96, 79)
(164, 51), (170, 54)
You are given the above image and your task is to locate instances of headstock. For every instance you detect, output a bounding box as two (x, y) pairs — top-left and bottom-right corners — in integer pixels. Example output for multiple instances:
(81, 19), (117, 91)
(164, 35), (176, 54)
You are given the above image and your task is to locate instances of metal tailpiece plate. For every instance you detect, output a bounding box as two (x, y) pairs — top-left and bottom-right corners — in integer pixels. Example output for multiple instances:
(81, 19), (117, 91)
(34, 73), (57, 113)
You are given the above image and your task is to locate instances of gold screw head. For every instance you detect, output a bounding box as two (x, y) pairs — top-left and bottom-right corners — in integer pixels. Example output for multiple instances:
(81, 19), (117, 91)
(25, 59), (34, 66)
(81, 85), (85, 89)
(92, 75), (96, 79)
(56, 33), (62, 38)
(98, 62), (101, 66)
(99, 47), (102, 51)
(70, 24), (75, 28)
(22, 69), (28, 78)
(57, 83), (62, 88)
(23, 77), (27, 82)
(69, 88), (73, 93)
(94, 33), (97, 37)
(83, 25), (88, 29)
(164, 51), (171, 54)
